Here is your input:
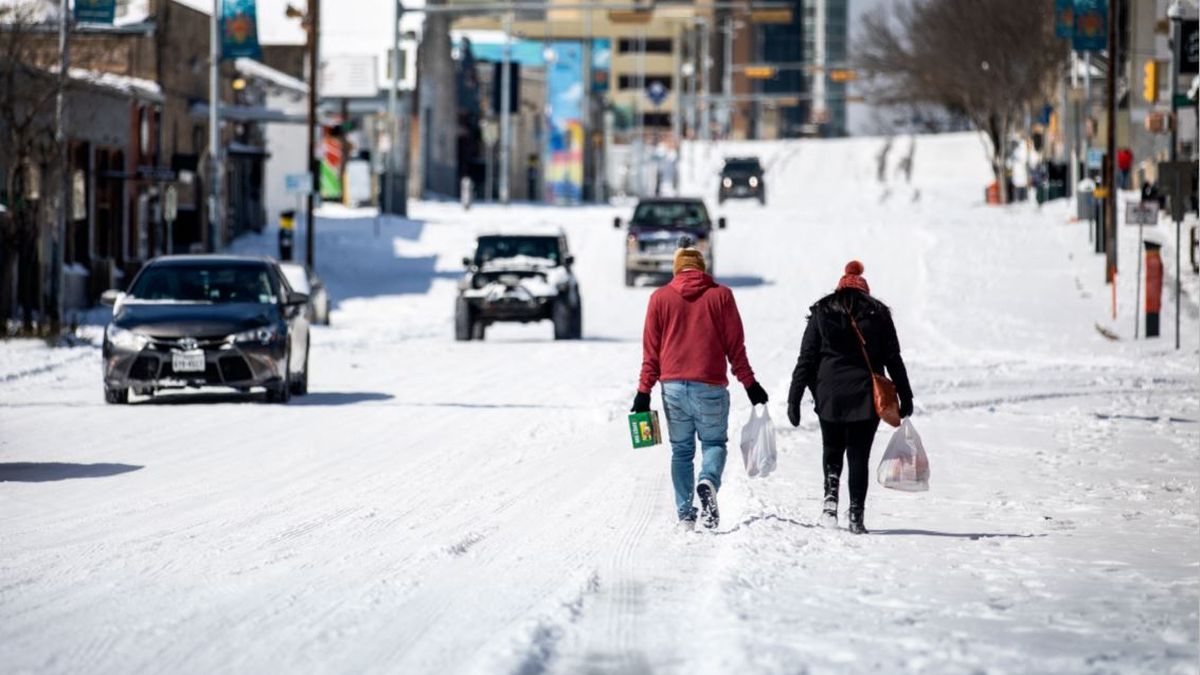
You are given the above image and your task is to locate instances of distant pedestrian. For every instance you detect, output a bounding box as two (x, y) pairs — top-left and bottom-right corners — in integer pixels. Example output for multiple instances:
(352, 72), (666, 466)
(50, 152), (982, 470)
(1117, 148), (1133, 190)
(632, 242), (768, 531)
(786, 261), (913, 534)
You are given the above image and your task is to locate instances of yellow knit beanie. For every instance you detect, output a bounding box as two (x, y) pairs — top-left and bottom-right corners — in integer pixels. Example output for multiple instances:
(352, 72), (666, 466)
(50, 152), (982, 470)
(673, 248), (707, 276)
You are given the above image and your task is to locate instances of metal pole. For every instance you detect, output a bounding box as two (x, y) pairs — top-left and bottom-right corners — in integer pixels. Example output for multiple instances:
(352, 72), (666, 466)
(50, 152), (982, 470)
(582, 9), (593, 202)
(1083, 52), (1092, 173)
(305, 0), (320, 268)
(386, 1), (402, 215)
(813, 0), (827, 133)
(722, 13), (732, 138)
(54, 0), (69, 329)
(1104, 4), (1116, 284)
(1168, 2), (1181, 349)
(634, 30), (645, 196)
(210, 0), (222, 253)
(499, 11), (512, 205)
(671, 24), (682, 145)
(699, 18), (709, 141)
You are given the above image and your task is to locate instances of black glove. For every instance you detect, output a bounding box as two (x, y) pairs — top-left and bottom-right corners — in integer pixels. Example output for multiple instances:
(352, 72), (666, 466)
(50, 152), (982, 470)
(787, 401), (801, 427)
(899, 397), (913, 419)
(746, 381), (769, 406)
(631, 391), (651, 413)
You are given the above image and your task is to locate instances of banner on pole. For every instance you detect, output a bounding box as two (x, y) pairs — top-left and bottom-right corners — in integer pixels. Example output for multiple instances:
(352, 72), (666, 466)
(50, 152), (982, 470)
(319, 126), (343, 200)
(545, 42), (584, 204)
(222, 0), (262, 60)
(1072, 0), (1107, 52)
(74, 0), (116, 24)
(1054, 0), (1074, 39)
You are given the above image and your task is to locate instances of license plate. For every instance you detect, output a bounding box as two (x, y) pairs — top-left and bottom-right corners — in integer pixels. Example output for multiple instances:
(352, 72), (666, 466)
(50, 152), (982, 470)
(172, 350), (205, 373)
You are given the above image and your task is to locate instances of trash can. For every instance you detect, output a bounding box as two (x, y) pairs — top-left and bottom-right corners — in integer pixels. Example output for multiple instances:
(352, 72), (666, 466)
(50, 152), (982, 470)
(1144, 240), (1163, 338)
(278, 209), (295, 261)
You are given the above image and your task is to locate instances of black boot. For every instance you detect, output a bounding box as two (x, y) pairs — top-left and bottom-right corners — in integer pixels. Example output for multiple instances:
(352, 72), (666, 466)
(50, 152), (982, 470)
(847, 506), (868, 535)
(819, 473), (838, 528)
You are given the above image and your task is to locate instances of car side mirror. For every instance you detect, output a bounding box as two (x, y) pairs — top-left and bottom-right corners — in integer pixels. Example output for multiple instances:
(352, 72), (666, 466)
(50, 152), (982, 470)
(718, 217), (727, 230)
(613, 217), (622, 229)
(286, 291), (309, 307)
(462, 256), (473, 268)
(564, 254), (575, 267)
(100, 289), (124, 307)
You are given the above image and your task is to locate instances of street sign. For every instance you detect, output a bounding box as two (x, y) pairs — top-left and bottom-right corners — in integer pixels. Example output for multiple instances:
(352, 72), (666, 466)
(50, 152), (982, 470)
(646, 81), (668, 107)
(1158, 160), (1198, 223)
(744, 65), (777, 80)
(1086, 148), (1104, 170)
(285, 173), (313, 195)
(1181, 19), (1198, 74)
(750, 8), (793, 24)
(1125, 201), (1157, 226)
(164, 185), (178, 223)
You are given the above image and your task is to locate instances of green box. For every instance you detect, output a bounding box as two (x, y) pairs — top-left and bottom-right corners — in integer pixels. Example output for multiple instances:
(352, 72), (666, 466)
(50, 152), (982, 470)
(628, 410), (662, 449)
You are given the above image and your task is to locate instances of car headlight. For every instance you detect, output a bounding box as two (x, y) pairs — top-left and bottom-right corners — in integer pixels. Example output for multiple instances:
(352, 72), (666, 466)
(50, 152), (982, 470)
(749, 176), (759, 188)
(106, 325), (150, 351)
(722, 177), (732, 188)
(230, 325), (278, 345)
(627, 234), (638, 253)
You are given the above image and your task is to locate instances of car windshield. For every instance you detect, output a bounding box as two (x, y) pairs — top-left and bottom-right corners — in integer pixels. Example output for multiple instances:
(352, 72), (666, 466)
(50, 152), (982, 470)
(127, 264), (278, 304)
(631, 202), (710, 228)
(723, 159), (761, 174)
(279, 264), (311, 294)
(475, 237), (561, 266)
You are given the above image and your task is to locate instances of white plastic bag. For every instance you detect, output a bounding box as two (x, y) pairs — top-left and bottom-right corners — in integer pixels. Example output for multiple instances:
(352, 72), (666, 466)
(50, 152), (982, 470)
(739, 405), (778, 478)
(877, 419), (930, 492)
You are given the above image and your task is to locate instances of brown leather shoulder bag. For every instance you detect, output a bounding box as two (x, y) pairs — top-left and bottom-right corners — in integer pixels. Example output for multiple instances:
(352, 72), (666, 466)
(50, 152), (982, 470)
(847, 309), (901, 428)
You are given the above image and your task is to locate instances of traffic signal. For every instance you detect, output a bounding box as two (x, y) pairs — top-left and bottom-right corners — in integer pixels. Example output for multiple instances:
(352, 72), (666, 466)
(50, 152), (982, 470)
(1143, 60), (1158, 103)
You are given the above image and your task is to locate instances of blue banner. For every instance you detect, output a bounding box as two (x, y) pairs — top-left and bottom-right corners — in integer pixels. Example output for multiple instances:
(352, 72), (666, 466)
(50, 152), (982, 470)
(74, 0), (115, 24)
(222, 0), (261, 60)
(1072, 0), (1106, 52)
(1054, 0), (1074, 38)
(545, 43), (584, 204)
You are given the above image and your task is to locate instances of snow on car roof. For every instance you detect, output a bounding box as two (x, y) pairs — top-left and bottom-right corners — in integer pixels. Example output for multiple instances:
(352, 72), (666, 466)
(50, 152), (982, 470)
(476, 226), (563, 238)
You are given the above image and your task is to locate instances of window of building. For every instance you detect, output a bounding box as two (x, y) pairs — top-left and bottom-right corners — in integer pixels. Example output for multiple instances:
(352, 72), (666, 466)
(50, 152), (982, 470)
(617, 38), (673, 54)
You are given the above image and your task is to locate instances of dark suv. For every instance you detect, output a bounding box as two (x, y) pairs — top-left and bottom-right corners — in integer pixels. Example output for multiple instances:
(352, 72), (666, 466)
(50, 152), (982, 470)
(719, 156), (765, 205)
(455, 231), (582, 341)
(616, 197), (725, 287)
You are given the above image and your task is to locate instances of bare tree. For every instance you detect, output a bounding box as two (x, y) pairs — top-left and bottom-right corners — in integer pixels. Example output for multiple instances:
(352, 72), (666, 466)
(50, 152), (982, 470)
(0, 2), (61, 331)
(857, 0), (1065, 202)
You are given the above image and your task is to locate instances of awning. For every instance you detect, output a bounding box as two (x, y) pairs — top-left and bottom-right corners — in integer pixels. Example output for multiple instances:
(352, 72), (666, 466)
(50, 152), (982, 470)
(189, 102), (307, 125)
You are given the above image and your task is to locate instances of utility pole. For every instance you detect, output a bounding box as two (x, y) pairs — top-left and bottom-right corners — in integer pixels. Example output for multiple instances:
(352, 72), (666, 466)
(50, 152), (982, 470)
(498, 11), (512, 205)
(304, 0), (320, 268)
(699, 17), (709, 141)
(1103, 1), (1117, 285)
(386, 1), (403, 216)
(1168, 0), (1182, 349)
(209, 0), (222, 254)
(53, 0), (70, 330)
(722, 13), (732, 138)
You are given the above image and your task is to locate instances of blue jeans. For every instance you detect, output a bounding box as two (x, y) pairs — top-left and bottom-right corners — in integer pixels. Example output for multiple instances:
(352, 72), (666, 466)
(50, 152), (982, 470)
(661, 381), (730, 520)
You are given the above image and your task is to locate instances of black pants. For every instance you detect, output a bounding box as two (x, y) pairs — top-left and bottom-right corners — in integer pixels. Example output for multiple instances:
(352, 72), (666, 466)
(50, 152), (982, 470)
(820, 418), (881, 509)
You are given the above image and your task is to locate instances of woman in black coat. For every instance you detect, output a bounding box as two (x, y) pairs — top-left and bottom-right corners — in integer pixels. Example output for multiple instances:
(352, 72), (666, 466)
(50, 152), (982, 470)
(787, 261), (912, 534)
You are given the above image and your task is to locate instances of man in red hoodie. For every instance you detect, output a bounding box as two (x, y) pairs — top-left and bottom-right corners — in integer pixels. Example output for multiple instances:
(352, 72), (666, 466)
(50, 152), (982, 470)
(631, 242), (768, 530)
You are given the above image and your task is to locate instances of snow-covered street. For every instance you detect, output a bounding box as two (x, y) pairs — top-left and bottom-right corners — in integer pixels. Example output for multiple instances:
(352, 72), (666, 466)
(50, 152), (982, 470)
(1, 133), (1197, 674)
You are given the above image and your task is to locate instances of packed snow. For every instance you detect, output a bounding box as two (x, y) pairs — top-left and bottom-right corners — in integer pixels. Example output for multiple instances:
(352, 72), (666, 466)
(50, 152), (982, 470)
(1, 132), (1197, 674)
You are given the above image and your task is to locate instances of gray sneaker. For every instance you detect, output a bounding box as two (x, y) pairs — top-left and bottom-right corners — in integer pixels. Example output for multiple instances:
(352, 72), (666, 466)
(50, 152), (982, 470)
(676, 516), (697, 533)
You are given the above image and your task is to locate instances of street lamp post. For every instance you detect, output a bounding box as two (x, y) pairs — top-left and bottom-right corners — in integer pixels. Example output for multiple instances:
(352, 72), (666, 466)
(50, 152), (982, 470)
(1167, 0), (1182, 349)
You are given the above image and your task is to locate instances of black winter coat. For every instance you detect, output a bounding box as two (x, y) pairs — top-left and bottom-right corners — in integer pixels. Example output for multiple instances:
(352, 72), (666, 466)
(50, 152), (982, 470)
(788, 290), (912, 423)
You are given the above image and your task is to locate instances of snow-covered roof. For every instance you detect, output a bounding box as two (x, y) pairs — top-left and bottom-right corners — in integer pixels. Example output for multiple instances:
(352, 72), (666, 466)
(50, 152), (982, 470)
(67, 67), (163, 101)
(235, 57), (307, 94)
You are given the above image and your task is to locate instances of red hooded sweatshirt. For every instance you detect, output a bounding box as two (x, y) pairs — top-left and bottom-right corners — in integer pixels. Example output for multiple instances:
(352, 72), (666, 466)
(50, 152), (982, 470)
(638, 270), (755, 393)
